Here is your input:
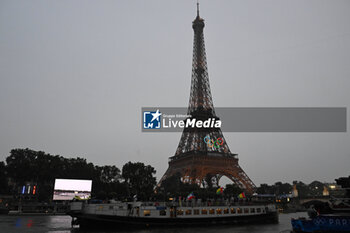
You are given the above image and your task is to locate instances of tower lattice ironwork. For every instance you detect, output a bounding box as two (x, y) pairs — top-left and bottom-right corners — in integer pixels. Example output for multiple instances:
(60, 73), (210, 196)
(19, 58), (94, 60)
(159, 4), (256, 194)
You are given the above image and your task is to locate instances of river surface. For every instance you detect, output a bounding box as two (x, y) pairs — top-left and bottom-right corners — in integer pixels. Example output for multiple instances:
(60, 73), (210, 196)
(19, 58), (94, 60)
(0, 212), (307, 233)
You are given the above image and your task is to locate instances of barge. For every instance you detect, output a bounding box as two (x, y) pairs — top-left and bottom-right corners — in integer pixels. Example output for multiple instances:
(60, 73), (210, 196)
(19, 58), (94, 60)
(68, 201), (278, 229)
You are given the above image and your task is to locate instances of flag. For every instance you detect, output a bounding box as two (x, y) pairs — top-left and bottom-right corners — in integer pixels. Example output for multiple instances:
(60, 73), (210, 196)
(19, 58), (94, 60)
(216, 187), (224, 194)
(238, 192), (246, 199)
(187, 192), (195, 200)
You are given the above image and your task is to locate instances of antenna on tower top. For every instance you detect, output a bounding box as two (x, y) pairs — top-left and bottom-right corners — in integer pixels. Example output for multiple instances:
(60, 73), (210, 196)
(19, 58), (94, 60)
(197, 0), (200, 17)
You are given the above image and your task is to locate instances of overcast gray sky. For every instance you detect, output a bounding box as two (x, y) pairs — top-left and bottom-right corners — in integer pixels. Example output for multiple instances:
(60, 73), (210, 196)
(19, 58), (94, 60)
(0, 0), (349, 186)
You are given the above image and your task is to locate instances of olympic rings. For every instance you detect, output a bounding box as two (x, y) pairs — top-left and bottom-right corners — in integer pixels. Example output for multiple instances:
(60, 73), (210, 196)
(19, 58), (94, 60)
(204, 136), (224, 149)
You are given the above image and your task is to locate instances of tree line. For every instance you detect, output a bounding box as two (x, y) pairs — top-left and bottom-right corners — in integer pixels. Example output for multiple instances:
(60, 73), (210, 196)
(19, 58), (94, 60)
(257, 180), (330, 198)
(0, 148), (156, 201)
(0, 148), (333, 202)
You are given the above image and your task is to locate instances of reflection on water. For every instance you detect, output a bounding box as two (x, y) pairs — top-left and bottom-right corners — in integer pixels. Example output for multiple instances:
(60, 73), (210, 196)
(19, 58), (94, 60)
(0, 212), (307, 233)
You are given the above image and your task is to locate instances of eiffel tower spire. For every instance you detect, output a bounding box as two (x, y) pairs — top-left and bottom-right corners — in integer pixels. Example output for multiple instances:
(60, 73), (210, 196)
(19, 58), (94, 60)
(197, 0), (200, 18)
(189, 1), (214, 116)
(159, 4), (256, 193)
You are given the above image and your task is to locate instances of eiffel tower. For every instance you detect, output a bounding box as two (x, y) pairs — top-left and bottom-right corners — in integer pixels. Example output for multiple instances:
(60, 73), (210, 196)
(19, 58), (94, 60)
(159, 4), (256, 194)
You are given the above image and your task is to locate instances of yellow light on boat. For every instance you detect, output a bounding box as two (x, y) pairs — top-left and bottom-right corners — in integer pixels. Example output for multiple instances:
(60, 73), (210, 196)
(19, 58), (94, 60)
(169, 198), (173, 201)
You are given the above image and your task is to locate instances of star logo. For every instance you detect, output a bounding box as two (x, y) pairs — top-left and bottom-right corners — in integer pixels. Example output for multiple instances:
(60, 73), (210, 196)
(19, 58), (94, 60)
(151, 109), (162, 122)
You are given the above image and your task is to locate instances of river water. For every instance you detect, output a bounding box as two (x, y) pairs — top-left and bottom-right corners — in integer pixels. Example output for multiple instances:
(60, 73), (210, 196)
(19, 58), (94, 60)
(0, 212), (307, 233)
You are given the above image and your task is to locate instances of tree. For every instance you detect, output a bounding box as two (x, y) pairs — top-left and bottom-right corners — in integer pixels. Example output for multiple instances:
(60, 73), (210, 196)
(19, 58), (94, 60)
(257, 183), (274, 194)
(224, 184), (242, 197)
(0, 161), (8, 194)
(64, 157), (96, 180)
(307, 181), (324, 197)
(204, 174), (213, 188)
(92, 166), (124, 200)
(122, 162), (156, 201)
(159, 173), (182, 198)
(6, 149), (38, 184)
(204, 174), (221, 188)
(274, 181), (292, 195)
(98, 165), (121, 183)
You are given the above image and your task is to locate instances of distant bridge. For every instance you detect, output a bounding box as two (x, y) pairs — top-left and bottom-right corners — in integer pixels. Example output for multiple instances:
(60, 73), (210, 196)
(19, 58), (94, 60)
(299, 196), (330, 205)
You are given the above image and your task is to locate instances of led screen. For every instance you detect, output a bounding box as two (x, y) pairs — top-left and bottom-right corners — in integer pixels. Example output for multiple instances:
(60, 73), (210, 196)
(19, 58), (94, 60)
(53, 179), (92, 200)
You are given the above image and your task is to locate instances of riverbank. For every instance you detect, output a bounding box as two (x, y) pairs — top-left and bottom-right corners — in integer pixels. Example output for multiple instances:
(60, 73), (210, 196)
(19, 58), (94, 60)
(0, 212), (308, 233)
(7, 211), (67, 216)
